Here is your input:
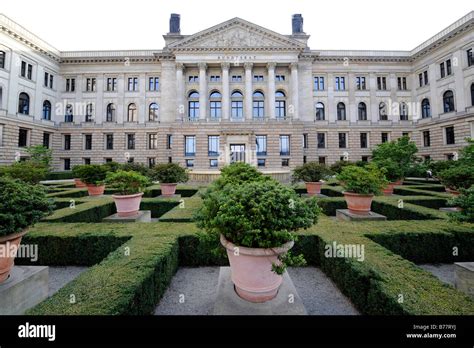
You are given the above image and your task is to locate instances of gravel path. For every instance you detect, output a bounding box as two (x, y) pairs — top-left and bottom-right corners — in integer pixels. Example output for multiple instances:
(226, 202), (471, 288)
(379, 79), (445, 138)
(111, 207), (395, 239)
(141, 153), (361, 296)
(418, 263), (455, 286)
(47, 266), (88, 297)
(155, 266), (359, 315)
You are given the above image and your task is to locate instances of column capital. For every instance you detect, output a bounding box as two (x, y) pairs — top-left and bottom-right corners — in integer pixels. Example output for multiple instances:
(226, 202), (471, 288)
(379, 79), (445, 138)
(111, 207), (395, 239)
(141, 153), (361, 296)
(176, 62), (185, 71)
(244, 62), (254, 70)
(221, 62), (231, 70)
(198, 62), (207, 70)
(267, 62), (277, 70)
(290, 62), (299, 70)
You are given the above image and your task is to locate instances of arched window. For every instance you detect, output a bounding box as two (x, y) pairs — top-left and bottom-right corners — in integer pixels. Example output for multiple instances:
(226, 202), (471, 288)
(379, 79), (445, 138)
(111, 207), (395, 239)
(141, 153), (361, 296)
(85, 103), (93, 122)
(275, 90), (286, 119)
(399, 102), (408, 121)
(315, 102), (325, 121)
(149, 103), (159, 121)
(379, 102), (387, 121)
(358, 102), (367, 121)
(231, 91), (243, 119)
(337, 102), (346, 121)
(127, 103), (137, 122)
(42, 100), (51, 120)
(253, 91), (264, 118)
(188, 91), (199, 120)
(106, 103), (115, 122)
(421, 99), (431, 118)
(18, 92), (30, 115)
(209, 91), (222, 119)
(65, 104), (73, 122)
(471, 83), (474, 106)
(443, 90), (455, 113)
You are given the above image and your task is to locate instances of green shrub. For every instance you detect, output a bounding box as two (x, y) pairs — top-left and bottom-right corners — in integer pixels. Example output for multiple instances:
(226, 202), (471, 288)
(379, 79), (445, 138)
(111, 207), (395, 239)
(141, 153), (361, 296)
(75, 164), (108, 185)
(150, 163), (188, 184)
(405, 160), (431, 178)
(448, 186), (474, 223)
(71, 165), (86, 179)
(458, 138), (474, 165)
(196, 179), (321, 248)
(0, 162), (48, 184)
(103, 161), (122, 173)
(105, 170), (150, 195)
(337, 164), (388, 195)
(438, 164), (474, 190)
(0, 177), (54, 237)
(371, 136), (418, 177)
(45, 171), (75, 180)
(373, 158), (403, 182)
(121, 162), (152, 177)
(25, 145), (52, 169)
(292, 162), (332, 183)
(430, 160), (457, 176)
(329, 160), (354, 174)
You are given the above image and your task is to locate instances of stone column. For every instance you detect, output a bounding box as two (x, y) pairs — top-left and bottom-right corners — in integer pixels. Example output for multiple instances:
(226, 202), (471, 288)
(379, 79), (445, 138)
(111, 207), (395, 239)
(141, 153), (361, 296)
(267, 62), (276, 119)
(221, 62), (230, 120)
(244, 62), (253, 120)
(176, 63), (185, 121)
(290, 63), (299, 120)
(198, 63), (207, 120)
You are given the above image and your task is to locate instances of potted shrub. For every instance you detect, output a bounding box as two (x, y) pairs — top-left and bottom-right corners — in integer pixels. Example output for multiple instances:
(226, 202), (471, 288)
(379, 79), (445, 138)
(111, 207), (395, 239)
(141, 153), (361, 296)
(105, 170), (150, 217)
(196, 179), (320, 303)
(337, 164), (388, 215)
(76, 164), (108, 196)
(0, 177), (54, 282)
(374, 159), (404, 195)
(71, 165), (87, 188)
(438, 164), (474, 196)
(447, 185), (474, 222)
(0, 162), (47, 184)
(292, 162), (332, 196)
(150, 163), (188, 197)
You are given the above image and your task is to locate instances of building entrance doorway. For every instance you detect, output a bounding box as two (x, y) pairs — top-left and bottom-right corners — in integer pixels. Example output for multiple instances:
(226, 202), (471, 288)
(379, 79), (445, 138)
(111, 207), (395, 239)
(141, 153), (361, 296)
(230, 144), (246, 163)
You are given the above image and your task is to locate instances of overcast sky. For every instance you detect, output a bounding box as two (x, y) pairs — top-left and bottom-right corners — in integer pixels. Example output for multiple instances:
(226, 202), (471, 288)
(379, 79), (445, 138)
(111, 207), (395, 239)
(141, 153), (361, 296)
(2, 0), (473, 51)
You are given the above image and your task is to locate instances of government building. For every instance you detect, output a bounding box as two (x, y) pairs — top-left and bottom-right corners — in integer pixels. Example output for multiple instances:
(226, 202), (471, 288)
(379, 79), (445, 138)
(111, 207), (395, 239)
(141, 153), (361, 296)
(0, 12), (473, 175)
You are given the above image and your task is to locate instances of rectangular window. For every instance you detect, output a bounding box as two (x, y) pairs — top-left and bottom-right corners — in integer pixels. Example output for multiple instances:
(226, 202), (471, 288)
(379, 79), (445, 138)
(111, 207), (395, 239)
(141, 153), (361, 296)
(281, 159), (290, 167)
(279, 135), (290, 156)
(185, 136), (196, 156)
(468, 48), (473, 67)
(64, 158), (71, 171)
(208, 135), (219, 156)
(231, 75), (242, 82)
(360, 133), (368, 148)
(303, 155), (307, 164)
(127, 157), (134, 164)
(188, 76), (198, 83)
(42, 133), (50, 149)
(256, 135), (267, 156)
(106, 134), (113, 150)
(210, 159), (218, 168)
(107, 78), (117, 92)
(0, 51), (5, 69)
(50, 74), (54, 89)
(397, 77), (407, 90)
(424, 71), (429, 85)
(128, 77), (138, 91)
(257, 158), (266, 167)
(64, 134), (71, 150)
(149, 77), (160, 91)
(149, 133), (157, 150)
(66, 78), (75, 92)
(27, 64), (32, 80)
(356, 76), (366, 90)
(338, 133), (347, 148)
(83, 158), (91, 165)
(445, 126), (455, 145)
(402, 132), (410, 138)
(303, 133), (308, 149)
(253, 75), (264, 82)
(318, 156), (326, 165)
(44, 72), (49, 87)
(440, 62), (445, 78)
(18, 128), (29, 147)
(104, 158), (113, 163)
(381, 132), (388, 143)
(446, 59), (452, 76)
(253, 100), (264, 118)
(210, 75), (221, 82)
(84, 134), (92, 150)
(361, 156), (369, 162)
(166, 134), (173, 149)
(377, 76), (387, 90)
(21, 61), (26, 77)
(335, 77), (345, 91)
(314, 76), (324, 91)
(186, 159), (194, 168)
(423, 130), (430, 147)
(418, 73), (423, 87)
(275, 75), (285, 82)
(317, 133), (325, 149)
(86, 78), (96, 92)
(127, 134), (135, 150)
(148, 157), (156, 168)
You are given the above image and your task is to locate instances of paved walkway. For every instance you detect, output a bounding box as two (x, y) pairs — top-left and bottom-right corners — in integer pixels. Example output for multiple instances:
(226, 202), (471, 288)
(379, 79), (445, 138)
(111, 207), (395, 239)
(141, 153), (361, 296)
(418, 263), (455, 286)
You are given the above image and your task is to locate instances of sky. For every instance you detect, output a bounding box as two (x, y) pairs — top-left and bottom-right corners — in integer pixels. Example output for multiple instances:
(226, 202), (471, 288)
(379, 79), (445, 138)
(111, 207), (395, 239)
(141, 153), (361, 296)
(1, 0), (473, 51)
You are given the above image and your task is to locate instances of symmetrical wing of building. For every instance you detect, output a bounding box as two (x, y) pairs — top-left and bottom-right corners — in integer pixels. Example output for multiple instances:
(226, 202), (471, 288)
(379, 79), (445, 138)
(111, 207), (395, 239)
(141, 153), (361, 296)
(0, 12), (473, 172)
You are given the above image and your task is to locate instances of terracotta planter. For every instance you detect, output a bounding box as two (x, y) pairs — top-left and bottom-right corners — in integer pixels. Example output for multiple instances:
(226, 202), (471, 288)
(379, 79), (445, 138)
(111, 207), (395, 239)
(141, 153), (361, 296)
(74, 178), (87, 188)
(112, 192), (143, 217)
(343, 191), (374, 215)
(393, 179), (404, 186)
(161, 183), (177, 197)
(0, 230), (28, 283)
(87, 184), (105, 196)
(382, 183), (396, 196)
(305, 182), (322, 196)
(220, 234), (294, 303)
(445, 187), (461, 196)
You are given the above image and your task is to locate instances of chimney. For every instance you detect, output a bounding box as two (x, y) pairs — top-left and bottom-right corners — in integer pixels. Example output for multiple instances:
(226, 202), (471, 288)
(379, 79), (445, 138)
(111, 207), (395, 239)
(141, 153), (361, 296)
(292, 14), (304, 34)
(169, 13), (181, 34)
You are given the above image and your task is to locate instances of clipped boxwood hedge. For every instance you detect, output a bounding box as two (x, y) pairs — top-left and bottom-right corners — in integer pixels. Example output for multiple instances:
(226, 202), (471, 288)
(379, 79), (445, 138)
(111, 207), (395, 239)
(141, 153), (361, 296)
(45, 171), (75, 180)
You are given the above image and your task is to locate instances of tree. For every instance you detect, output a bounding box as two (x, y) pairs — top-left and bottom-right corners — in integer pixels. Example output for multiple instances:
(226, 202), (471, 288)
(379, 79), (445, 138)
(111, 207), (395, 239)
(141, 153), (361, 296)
(372, 136), (418, 177)
(25, 145), (53, 169)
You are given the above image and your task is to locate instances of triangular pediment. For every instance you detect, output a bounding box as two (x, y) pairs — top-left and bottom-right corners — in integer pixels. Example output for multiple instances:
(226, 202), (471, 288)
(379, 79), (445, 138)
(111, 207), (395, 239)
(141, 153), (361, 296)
(168, 18), (306, 51)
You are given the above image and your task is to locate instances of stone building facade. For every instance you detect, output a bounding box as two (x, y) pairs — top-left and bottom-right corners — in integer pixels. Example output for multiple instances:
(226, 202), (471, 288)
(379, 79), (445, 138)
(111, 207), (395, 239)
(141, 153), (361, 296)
(0, 12), (473, 173)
